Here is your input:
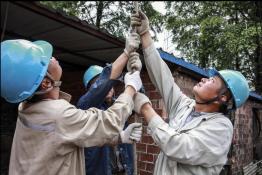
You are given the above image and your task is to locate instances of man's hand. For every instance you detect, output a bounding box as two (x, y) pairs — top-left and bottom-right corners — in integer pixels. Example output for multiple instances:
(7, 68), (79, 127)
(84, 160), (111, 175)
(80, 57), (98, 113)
(124, 32), (140, 56)
(131, 11), (150, 36)
(127, 52), (142, 72)
(124, 71), (142, 92)
(120, 123), (142, 143)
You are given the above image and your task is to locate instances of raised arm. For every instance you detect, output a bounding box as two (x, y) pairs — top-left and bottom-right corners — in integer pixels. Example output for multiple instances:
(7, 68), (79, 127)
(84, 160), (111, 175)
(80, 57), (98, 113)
(77, 32), (141, 109)
(131, 11), (188, 115)
(111, 32), (140, 79)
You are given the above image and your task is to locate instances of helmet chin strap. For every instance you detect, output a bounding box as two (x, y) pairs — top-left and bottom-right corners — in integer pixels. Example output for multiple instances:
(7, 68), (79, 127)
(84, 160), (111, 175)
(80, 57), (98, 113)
(195, 96), (220, 105)
(34, 86), (54, 95)
(195, 88), (228, 105)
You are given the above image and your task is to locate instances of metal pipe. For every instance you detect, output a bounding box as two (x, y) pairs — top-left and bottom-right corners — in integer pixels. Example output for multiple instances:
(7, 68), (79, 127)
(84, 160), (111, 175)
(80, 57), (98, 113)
(131, 3), (140, 174)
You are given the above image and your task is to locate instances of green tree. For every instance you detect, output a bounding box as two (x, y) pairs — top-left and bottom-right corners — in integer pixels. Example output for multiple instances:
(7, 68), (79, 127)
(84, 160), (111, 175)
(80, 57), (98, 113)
(40, 1), (164, 40)
(40, 1), (81, 16)
(165, 1), (262, 93)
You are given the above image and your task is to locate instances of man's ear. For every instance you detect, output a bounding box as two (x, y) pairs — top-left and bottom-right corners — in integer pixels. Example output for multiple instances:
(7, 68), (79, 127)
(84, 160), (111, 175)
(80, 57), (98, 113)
(220, 95), (228, 104)
(40, 78), (52, 90)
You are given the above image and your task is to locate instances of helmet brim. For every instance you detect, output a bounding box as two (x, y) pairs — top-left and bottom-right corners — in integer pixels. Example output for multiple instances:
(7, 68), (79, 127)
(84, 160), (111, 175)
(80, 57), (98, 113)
(33, 40), (53, 63)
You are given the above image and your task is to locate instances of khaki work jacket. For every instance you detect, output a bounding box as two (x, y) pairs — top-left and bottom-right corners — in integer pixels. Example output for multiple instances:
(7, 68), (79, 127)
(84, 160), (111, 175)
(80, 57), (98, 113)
(143, 44), (233, 175)
(9, 92), (134, 175)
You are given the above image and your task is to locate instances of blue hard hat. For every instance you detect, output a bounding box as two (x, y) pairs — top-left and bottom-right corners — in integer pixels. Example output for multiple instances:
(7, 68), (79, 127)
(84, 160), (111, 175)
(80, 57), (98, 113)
(1, 39), (53, 103)
(83, 65), (103, 88)
(208, 68), (250, 109)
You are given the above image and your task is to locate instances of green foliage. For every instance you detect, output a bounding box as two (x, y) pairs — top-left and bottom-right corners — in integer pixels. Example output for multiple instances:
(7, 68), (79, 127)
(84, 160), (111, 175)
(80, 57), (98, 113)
(39, 1), (164, 40)
(40, 1), (81, 16)
(165, 1), (262, 92)
(39, 1), (262, 93)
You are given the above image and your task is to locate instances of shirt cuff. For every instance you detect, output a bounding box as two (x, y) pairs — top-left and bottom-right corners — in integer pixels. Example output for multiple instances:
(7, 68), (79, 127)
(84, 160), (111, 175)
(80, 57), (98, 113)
(147, 115), (165, 134)
(143, 43), (157, 58)
(116, 93), (134, 114)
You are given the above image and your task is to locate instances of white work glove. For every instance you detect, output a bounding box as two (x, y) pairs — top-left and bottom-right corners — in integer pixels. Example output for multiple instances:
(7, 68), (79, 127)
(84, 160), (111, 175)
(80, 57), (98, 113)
(131, 11), (150, 36)
(127, 52), (142, 72)
(120, 123), (142, 143)
(124, 32), (140, 56)
(124, 71), (142, 92)
(134, 92), (152, 114)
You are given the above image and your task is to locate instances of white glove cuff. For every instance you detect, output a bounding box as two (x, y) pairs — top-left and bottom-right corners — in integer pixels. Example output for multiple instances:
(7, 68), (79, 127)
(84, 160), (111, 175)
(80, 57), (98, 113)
(125, 82), (139, 92)
(134, 92), (152, 114)
(124, 72), (142, 92)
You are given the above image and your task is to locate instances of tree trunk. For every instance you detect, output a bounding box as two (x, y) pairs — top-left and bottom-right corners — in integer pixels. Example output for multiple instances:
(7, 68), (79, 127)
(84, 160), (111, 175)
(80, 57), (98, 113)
(254, 45), (262, 94)
(96, 1), (104, 28)
(234, 6), (240, 71)
(254, 1), (262, 94)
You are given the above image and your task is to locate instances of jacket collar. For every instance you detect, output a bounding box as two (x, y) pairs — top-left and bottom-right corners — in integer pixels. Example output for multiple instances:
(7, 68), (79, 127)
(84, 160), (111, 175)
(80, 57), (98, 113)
(180, 111), (223, 131)
(59, 91), (71, 102)
(19, 91), (72, 111)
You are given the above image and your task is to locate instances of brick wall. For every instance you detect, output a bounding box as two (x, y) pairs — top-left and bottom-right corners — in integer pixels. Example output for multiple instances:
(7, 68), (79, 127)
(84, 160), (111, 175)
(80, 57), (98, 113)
(230, 100), (262, 175)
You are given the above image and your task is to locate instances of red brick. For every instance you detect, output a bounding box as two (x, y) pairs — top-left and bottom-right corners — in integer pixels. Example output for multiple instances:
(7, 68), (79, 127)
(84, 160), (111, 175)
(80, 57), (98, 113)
(149, 91), (162, 100)
(146, 163), (155, 172)
(140, 153), (154, 162)
(147, 145), (160, 154)
(141, 73), (153, 84)
(137, 143), (147, 152)
(139, 170), (152, 175)
(141, 135), (155, 144)
(137, 161), (146, 170)
(143, 84), (156, 91)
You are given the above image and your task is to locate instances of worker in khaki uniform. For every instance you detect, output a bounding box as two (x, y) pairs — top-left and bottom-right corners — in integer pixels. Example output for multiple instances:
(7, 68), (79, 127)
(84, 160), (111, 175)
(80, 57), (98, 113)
(0, 36), (142, 175)
(129, 11), (250, 175)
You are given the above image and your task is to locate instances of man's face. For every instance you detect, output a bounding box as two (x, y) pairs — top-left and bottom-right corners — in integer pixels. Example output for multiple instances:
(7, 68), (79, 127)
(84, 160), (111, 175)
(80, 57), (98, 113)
(193, 76), (224, 102)
(47, 57), (62, 81)
(87, 77), (115, 103)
